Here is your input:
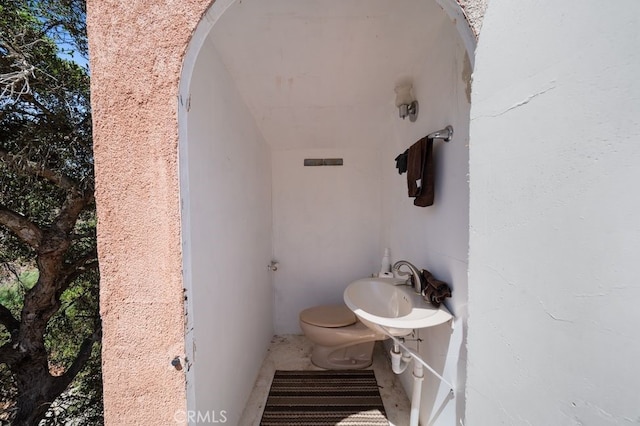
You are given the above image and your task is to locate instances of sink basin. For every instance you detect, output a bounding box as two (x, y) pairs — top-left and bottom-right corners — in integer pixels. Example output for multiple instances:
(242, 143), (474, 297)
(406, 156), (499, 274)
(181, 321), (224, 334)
(343, 277), (453, 336)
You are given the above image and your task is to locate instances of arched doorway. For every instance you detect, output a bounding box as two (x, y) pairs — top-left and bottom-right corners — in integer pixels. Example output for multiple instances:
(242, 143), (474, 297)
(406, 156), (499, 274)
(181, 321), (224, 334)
(178, 1), (475, 423)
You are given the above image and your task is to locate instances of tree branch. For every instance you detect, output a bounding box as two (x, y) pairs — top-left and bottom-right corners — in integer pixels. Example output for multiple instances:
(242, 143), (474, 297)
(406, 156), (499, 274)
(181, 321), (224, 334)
(0, 149), (79, 191)
(21, 192), (95, 327)
(52, 190), (94, 237)
(61, 260), (98, 290)
(0, 38), (34, 100)
(63, 248), (97, 272)
(0, 204), (43, 248)
(0, 342), (20, 366)
(52, 323), (101, 393)
(0, 303), (20, 335)
(22, 92), (57, 120)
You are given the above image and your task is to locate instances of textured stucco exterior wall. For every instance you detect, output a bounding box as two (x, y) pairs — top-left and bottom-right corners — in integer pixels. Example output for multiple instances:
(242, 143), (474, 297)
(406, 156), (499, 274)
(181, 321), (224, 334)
(86, 1), (210, 424)
(458, 0), (488, 35)
(86, 1), (486, 425)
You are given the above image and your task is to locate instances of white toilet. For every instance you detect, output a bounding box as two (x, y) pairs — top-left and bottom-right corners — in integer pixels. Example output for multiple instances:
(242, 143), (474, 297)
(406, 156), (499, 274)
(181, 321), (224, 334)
(299, 304), (387, 369)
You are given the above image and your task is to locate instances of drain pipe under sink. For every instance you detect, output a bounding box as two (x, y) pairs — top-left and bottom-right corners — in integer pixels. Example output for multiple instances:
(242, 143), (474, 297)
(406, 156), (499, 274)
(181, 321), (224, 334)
(386, 333), (455, 426)
(390, 342), (411, 374)
(390, 341), (424, 426)
(410, 363), (424, 426)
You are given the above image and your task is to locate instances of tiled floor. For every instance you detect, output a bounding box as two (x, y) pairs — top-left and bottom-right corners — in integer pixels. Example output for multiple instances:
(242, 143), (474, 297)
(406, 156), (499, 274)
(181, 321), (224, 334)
(239, 335), (411, 426)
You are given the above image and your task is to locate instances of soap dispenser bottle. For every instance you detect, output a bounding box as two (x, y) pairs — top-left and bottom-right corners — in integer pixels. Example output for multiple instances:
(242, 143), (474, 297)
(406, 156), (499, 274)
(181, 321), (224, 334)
(379, 248), (392, 277)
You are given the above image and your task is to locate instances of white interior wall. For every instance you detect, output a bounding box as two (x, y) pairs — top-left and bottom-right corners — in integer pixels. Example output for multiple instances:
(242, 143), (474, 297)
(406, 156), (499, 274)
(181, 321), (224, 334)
(468, 1), (640, 424)
(182, 37), (274, 425)
(272, 148), (382, 333)
(379, 12), (471, 426)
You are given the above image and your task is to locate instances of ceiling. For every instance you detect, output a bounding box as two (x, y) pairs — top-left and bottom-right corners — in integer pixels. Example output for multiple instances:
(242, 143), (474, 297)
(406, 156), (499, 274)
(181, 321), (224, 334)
(209, 0), (451, 150)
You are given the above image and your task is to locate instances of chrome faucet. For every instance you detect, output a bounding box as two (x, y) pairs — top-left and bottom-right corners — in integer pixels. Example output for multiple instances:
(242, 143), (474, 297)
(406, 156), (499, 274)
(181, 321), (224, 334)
(392, 260), (424, 293)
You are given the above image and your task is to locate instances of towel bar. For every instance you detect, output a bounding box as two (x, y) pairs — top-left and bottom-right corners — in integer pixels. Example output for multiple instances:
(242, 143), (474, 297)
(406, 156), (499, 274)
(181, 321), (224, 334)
(427, 125), (453, 142)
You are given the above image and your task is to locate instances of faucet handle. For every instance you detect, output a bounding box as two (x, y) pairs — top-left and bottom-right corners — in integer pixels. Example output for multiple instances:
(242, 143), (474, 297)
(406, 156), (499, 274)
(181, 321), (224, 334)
(392, 265), (411, 285)
(394, 268), (412, 277)
(392, 260), (425, 293)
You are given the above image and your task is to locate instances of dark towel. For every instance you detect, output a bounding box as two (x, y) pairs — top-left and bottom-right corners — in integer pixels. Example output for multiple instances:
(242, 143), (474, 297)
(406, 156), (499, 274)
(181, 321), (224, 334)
(395, 149), (408, 174)
(421, 269), (451, 307)
(406, 137), (435, 206)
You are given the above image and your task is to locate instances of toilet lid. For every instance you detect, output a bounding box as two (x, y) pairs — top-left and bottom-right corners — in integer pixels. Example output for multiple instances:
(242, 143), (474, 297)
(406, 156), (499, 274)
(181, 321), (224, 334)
(300, 305), (357, 328)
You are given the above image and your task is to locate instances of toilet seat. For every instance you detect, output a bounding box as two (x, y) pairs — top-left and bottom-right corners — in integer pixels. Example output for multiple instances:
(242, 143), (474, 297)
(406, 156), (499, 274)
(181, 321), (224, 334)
(300, 305), (356, 328)
(299, 304), (387, 369)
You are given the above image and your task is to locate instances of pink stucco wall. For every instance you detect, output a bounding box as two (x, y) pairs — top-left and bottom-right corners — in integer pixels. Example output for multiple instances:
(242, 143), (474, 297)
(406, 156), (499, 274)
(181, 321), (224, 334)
(86, 1), (485, 424)
(86, 1), (210, 424)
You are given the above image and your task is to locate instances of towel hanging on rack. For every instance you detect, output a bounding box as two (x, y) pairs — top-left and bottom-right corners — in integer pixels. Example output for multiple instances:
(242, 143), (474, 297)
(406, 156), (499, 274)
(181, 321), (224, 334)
(395, 149), (408, 174)
(406, 136), (435, 207)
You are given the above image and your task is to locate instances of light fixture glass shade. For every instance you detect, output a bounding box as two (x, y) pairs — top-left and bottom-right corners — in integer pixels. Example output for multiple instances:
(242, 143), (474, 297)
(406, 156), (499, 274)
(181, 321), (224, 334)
(394, 83), (414, 107)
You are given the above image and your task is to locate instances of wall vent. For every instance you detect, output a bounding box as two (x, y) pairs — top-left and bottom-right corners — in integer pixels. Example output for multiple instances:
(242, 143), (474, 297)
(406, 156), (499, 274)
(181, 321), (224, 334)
(303, 158), (344, 166)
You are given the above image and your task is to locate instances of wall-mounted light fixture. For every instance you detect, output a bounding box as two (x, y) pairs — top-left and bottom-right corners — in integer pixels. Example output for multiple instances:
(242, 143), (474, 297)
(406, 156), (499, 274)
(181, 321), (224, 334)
(395, 83), (418, 122)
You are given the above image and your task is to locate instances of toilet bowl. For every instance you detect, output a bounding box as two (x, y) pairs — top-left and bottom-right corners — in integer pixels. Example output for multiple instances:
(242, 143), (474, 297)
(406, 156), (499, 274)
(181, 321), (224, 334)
(299, 304), (387, 370)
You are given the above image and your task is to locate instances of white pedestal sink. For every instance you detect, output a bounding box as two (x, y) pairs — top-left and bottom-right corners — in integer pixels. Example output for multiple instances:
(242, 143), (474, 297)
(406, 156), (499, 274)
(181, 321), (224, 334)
(343, 277), (453, 336)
